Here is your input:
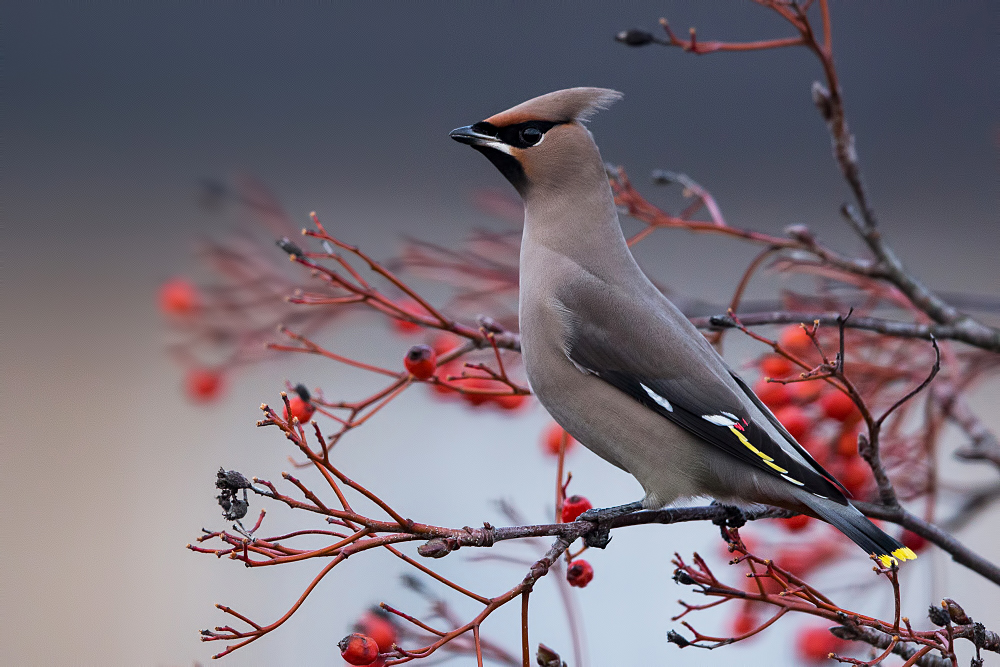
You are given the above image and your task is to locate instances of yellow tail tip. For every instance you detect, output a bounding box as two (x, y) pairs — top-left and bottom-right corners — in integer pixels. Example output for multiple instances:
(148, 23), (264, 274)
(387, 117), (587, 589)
(875, 548), (918, 567)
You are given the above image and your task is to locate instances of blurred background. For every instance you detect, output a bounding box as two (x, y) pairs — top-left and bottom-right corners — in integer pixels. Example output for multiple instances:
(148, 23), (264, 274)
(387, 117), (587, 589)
(3, 2), (998, 665)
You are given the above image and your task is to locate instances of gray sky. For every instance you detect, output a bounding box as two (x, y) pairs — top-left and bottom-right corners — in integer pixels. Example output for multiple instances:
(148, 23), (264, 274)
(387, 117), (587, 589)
(3, 3), (998, 665)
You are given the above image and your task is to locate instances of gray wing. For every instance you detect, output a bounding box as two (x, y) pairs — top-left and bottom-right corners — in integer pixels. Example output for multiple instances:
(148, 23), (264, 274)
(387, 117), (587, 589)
(557, 285), (849, 504)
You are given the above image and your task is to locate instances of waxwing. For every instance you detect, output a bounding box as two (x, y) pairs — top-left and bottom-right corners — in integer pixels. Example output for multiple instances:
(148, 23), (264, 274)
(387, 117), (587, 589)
(451, 87), (915, 567)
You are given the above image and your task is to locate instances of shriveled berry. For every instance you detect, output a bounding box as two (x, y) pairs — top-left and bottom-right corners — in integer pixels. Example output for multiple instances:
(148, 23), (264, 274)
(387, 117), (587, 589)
(820, 391), (857, 422)
(159, 277), (200, 317)
(404, 344), (436, 380)
(780, 325), (814, 355)
(185, 367), (224, 402)
(773, 405), (812, 440)
(779, 514), (812, 532)
(760, 355), (794, 379)
(795, 626), (846, 663)
(561, 495), (593, 523)
(356, 609), (397, 652)
(753, 379), (791, 409)
(615, 29), (655, 46)
(339, 633), (379, 665)
(542, 422), (576, 456)
(566, 559), (594, 588)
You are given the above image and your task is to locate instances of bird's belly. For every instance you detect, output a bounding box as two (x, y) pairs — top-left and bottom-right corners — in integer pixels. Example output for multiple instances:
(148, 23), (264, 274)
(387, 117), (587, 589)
(525, 345), (721, 507)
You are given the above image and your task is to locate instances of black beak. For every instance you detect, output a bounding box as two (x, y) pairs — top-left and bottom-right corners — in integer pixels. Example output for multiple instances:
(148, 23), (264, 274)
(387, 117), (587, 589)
(449, 125), (495, 146)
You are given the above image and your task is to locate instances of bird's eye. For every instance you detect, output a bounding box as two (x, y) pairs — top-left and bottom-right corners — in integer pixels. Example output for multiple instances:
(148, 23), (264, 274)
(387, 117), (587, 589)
(519, 127), (543, 146)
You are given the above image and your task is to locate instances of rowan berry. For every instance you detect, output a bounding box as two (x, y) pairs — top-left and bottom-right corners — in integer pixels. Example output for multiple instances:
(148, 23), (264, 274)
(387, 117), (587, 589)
(185, 367), (223, 402)
(901, 529), (928, 553)
(283, 385), (315, 423)
(773, 405), (812, 440)
(356, 609), (397, 652)
(730, 609), (759, 637)
(339, 633), (379, 665)
(494, 393), (528, 411)
(839, 456), (870, 496)
(390, 301), (423, 334)
(795, 626), (845, 663)
(566, 559), (594, 588)
(404, 344), (436, 380)
(779, 514), (812, 532)
(753, 379), (791, 409)
(542, 422), (576, 456)
(820, 390), (857, 422)
(759, 355), (794, 379)
(561, 495), (593, 523)
(780, 325), (814, 355)
(158, 277), (199, 317)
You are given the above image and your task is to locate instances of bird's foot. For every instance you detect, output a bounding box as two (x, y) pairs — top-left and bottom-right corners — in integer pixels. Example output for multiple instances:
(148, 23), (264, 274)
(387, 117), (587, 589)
(578, 501), (644, 549)
(710, 502), (747, 543)
(709, 501), (747, 528)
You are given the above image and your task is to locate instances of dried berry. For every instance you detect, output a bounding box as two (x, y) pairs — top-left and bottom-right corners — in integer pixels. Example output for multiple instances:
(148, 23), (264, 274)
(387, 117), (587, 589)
(615, 29), (655, 46)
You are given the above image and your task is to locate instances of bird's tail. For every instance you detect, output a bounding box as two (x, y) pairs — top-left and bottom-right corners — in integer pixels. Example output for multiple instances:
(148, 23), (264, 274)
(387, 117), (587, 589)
(799, 495), (917, 567)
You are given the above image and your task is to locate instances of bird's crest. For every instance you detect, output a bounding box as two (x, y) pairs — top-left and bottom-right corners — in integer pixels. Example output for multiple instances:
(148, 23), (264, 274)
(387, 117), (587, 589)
(485, 87), (623, 127)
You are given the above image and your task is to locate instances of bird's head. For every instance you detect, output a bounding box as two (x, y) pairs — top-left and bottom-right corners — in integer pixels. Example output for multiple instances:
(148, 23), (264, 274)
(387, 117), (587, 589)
(450, 88), (622, 200)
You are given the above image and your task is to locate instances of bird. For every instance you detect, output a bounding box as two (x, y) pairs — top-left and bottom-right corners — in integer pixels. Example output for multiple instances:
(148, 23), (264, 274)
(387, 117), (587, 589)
(450, 87), (916, 567)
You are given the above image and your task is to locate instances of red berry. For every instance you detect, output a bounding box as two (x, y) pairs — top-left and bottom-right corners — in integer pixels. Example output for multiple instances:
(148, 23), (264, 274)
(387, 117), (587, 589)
(283, 395), (315, 423)
(836, 430), (859, 458)
(356, 610), (397, 652)
(788, 380), (822, 404)
(339, 633), (379, 665)
(566, 559), (594, 588)
(431, 332), (462, 356)
(795, 625), (846, 663)
(542, 422), (576, 456)
(494, 392), (528, 411)
(461, 377), (501, 406)
(390, 301), (424, 334)
(561, 495), (593, 523)
(773, 405), (812, 440)
(404, 344), (436, 380)
(901, 529), (928, 553)
(779, 514), (812, 532)
(759, 355), (794, 379)
(820, 391), (857, 422)
(158, 277), (200, 317)
(839, 457), (870, 496)
(780, 326), (814, 355)
(753, 379), (791, 409)
(185, 367), (223, 402)
(730, 609), (759, 637)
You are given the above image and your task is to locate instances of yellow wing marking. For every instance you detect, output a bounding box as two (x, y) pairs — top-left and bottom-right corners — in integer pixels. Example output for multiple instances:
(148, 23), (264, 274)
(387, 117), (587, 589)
(728, 426), (789, 474)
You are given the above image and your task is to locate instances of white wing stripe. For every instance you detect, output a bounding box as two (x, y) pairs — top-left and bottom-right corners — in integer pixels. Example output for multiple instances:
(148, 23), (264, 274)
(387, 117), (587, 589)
(640, 384), (674, 412)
